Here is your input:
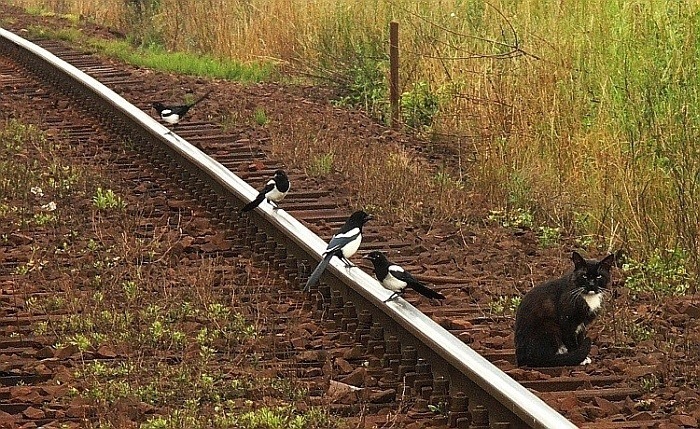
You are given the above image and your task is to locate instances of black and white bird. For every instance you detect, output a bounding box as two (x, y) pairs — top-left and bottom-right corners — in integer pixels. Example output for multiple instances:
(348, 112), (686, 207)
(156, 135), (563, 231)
(241, 169), (290, 213)
(303, 210), (372, 291)
(364, 251), (445, 303)
(152, 90), (212, 125)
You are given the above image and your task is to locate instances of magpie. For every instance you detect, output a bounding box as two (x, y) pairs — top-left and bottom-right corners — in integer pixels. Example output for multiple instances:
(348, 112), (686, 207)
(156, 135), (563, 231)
(303, 210), (372, 291)
(241, 169), (290, 213)
(152, 90), (212, 125)
(364, 251), (445, 303)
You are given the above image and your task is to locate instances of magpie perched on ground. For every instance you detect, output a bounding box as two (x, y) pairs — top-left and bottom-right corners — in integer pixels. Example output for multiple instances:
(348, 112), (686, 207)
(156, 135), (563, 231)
(303, 210), (372, 291)
(152, 90), (212, 125)
(364, 251), (445, 303)
(241, 169), (290, 213)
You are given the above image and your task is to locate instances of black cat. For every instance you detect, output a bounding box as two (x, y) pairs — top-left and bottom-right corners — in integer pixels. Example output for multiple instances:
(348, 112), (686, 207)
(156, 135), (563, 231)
(514, 251), (615, 367)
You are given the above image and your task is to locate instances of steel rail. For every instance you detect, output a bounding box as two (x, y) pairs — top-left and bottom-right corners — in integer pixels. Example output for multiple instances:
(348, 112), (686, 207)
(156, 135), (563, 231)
(0, 27), (576, 429)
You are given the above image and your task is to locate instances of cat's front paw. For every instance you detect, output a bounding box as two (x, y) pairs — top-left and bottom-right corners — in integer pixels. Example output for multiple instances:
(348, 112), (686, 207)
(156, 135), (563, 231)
(579, 356), (592, 365)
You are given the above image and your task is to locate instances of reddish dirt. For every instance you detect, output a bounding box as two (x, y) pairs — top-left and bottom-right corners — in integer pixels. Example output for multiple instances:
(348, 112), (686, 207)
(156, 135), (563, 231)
(1, 3), (700, 428)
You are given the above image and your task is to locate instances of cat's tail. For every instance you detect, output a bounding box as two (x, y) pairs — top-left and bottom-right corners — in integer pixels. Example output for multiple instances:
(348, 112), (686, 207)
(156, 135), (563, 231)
(518, 338), (592, 367)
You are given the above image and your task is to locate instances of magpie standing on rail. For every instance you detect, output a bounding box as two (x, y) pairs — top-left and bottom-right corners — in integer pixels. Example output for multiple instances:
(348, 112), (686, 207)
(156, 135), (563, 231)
(241, 169), (290, 212)
(152, 90), (212, 125)
(303, 210), (372, 291)
(364, 251), (445, 303)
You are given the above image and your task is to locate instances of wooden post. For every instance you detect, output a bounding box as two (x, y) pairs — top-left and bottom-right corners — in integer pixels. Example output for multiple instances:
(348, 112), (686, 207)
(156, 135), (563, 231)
(389, 21), (399, 129)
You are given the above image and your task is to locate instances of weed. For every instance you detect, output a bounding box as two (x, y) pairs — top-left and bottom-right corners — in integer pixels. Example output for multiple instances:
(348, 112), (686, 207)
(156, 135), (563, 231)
(639, 374), (660, 393)
(427, 402), (448, 416)
(432, 169), (464, 191)
(488, 295), (521, 315)
(537, 226), (560, 247)
(13, 264), (30, 276)
(622, 248), (691, 296)
(332, 42), (389, 121)
(401, 81), (439, 129)
(33, 211), (56, 226)
(487, 208), (534, 230)
(253, 107), (269, 126)
(92, 187), (125, 211)
(68, 333), (92, 352)
(122, 280), (138, 301)
(574, 234), (596, 248)
(627, 322), (656, 343)
(306, 152), (334, 176)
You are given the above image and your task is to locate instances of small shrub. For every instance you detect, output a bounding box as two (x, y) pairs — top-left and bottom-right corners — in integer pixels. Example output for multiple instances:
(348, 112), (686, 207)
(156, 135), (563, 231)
(487, 208), (534, 229)
(488, 295), (521, 315)
(401, 81), (439, 129)
(622, 248), (691, 296)
(537, 226), (560, 247)
(93, 187), (125, 211)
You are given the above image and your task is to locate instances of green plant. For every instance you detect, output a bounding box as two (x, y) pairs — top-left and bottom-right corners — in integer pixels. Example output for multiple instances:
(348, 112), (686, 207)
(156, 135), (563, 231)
(427, 402), (448, 416)
(537, 226), (560, 247)
(92, 187), (125, 211)
(122, 280), (138, 301)
(332, 42), (389, 121)
(627, 322), (655, 343)
(639, 374), (660, 393)
(306, 153), (334, 176)
(488, 295), (521, 315)
(33, 211), (56, 226)
(487, 208), (534, 230)
(432, 169), (464, 191)
(401, 81), (439, 129)
(68, 333), (92, 352)
(13, 264), (30, 276)
(253, 107), (269, 126)
(622, 248), (692, 296)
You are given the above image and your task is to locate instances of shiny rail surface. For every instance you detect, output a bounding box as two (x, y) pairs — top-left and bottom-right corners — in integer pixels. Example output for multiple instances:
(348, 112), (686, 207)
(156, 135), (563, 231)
(0, 27), (576, 428)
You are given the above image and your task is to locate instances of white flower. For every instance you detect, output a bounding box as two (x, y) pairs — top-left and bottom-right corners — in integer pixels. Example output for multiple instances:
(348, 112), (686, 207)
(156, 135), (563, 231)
(30, 186), (44, 197)
(42, 201), (57, 212)
(450, 12), (456, 17)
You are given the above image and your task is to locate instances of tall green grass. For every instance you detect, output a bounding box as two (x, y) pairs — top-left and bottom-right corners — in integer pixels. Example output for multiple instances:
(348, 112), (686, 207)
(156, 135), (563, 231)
(11, 0), (700, 286)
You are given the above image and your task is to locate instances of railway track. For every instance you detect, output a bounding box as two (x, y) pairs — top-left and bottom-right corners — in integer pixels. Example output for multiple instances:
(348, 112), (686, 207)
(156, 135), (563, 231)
(0, 25), (696, 428)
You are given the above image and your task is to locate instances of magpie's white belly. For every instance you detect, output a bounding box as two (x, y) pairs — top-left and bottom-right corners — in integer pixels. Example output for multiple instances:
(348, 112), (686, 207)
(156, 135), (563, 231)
(340, 234), (362, 259)
(162, 113), (180, 124)
(267, 188), (286, 203)
(382, 274), (407, 292)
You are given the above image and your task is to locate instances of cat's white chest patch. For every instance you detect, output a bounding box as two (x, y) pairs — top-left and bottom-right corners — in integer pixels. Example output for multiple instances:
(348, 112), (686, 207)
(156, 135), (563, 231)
(583, 292), (602, 312)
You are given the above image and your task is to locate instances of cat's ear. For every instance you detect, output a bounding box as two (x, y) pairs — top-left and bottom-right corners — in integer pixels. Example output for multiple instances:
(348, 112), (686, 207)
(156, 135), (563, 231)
(571, 251), (587, 269)
(598, 253), (616, 271)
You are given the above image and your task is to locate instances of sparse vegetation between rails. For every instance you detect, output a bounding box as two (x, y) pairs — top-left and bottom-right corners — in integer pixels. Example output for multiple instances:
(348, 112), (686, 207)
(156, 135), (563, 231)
(0, 117), (337, 428)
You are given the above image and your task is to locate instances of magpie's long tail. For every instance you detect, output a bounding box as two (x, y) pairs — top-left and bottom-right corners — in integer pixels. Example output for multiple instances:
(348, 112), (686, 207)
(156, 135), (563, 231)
(189, 90), (213, 107)
(411, 282), (445, 300)
(303, 254), (332, 291)
(241, 193), (266, 213)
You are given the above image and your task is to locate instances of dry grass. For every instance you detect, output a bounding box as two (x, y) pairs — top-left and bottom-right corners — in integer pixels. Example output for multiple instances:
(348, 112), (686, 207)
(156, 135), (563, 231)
(10, 0), (700, 279)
